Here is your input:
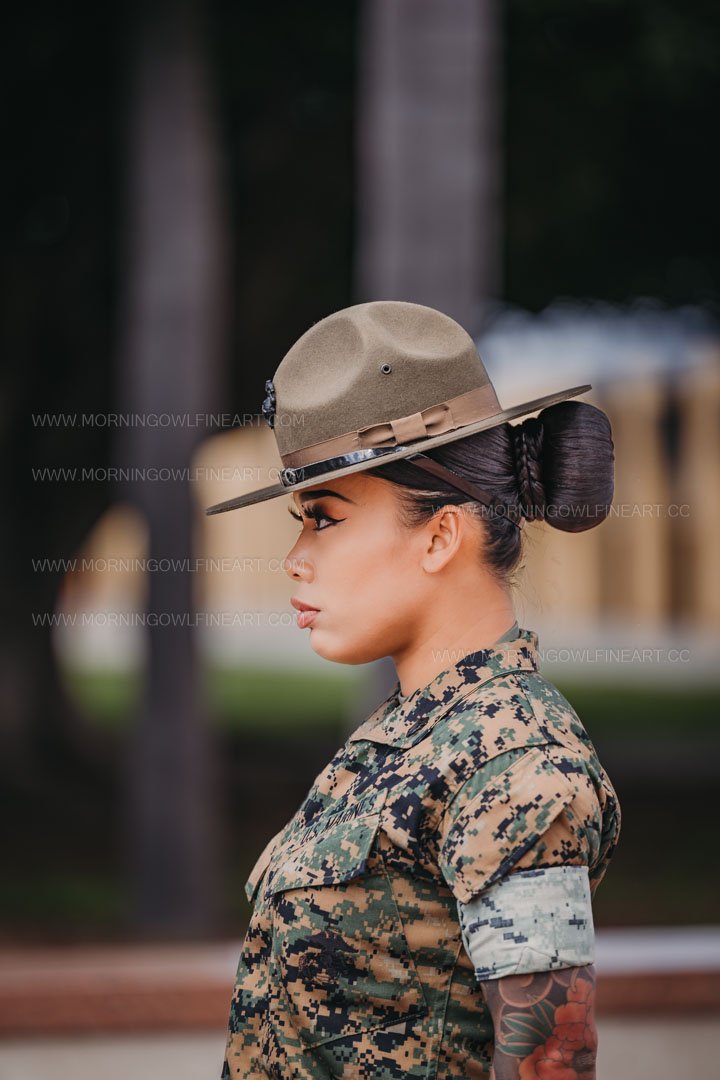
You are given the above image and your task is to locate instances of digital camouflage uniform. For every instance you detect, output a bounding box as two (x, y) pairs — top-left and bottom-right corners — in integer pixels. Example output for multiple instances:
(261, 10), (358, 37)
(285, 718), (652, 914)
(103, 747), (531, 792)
(221, 624), (621, 1079)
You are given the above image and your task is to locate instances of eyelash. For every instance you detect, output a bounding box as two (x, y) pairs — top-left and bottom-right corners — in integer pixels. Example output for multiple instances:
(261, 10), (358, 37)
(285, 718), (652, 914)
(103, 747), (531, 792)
(288, 505), (341, 531)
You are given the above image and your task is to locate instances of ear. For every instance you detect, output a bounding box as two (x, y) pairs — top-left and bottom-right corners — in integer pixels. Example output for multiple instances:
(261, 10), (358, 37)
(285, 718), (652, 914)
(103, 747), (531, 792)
(421, 505), (468, 574)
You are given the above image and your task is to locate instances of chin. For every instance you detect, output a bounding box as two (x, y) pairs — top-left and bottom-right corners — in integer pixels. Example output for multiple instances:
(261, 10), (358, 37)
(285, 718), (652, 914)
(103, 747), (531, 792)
(309, 632), (382, 667)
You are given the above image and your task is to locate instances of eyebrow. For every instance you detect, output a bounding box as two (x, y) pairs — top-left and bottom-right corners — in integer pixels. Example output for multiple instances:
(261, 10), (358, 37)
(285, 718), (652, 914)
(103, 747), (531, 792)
(295, 488), (356, 505)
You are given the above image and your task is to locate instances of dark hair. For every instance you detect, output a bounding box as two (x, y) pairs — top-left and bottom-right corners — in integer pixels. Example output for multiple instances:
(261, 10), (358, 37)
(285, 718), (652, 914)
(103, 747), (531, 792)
(367, 401), (614, 585)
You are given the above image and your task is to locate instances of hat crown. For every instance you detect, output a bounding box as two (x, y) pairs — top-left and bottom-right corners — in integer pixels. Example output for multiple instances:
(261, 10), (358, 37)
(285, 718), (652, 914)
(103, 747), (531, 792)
(270, 301), (499, 461)
(205, 298), (590, 514)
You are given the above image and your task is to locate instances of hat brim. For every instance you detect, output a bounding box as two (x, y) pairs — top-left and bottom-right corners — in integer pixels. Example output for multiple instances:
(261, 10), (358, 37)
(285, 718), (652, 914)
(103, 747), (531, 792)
(205, 383), (592, 515)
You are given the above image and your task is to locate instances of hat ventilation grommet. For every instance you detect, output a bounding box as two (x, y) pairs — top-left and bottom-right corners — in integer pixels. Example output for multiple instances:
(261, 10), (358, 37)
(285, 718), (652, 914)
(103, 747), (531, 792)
(380, 363), (392, 374)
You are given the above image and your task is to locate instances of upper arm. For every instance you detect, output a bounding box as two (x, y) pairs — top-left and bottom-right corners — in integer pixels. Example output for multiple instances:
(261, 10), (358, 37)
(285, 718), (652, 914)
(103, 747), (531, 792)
(436, 743), (606, 1076)
(437, 743), (593, 904)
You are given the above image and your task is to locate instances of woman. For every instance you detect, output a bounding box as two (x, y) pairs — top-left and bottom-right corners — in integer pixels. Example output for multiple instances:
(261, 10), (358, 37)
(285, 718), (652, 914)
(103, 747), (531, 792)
(207, 301), (622, 1080)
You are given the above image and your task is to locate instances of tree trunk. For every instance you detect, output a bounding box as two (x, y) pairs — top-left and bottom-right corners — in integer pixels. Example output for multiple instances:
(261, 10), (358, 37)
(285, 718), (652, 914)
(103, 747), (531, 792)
(115, 0), (229, 937)
(355, 0), (503, 337)
(351, 0), (503, 724)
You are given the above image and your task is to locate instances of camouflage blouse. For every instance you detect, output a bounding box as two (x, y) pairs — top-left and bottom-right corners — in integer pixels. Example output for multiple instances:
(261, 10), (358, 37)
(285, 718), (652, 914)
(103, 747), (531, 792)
(221, 623), (621, 1079)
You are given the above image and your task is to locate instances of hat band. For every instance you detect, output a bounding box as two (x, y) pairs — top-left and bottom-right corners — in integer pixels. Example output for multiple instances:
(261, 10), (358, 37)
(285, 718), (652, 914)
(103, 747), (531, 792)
(278, 448), (524, 531)
(279, 446), (404, 487)
(279, 384), (501, 469)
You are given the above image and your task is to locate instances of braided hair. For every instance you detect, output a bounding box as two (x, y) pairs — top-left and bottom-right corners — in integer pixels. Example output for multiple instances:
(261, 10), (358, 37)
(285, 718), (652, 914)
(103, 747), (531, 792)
(512, 416), (545, 522)
(369, 400), (615, 585)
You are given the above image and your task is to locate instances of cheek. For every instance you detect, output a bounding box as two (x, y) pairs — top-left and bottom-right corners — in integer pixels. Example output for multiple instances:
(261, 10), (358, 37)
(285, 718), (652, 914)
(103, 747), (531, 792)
(336, 531), (416, 613)
(311, 530), (418, 662)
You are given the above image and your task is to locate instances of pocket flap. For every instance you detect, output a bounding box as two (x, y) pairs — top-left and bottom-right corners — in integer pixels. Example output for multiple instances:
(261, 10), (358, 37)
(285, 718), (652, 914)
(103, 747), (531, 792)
(264, 811), (382, 898)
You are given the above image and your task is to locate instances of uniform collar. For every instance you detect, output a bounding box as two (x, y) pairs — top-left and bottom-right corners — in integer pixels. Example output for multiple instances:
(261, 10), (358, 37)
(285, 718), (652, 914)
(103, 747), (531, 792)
(348, 622), (540, 749)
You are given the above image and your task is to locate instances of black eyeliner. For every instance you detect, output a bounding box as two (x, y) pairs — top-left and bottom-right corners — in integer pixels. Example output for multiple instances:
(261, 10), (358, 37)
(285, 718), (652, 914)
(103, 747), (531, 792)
(287, 503), (342, 529)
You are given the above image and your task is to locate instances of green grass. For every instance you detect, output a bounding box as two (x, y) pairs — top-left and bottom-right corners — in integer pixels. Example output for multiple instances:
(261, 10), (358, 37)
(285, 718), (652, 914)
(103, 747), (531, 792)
(62, 664), (364, 733)
(0, 873), (126, 931)
(556, 682), (720, 739)
(205, 665), (364, 731)
(62, 667), (144, 729)
(11, 668), (720, 941)
(62, 664), (719, 739)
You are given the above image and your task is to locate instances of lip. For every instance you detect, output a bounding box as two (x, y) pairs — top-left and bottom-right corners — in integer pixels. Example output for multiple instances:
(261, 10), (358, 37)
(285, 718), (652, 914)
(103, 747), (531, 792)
(290, 596), (321, 630)
(290, 597), (321, 613)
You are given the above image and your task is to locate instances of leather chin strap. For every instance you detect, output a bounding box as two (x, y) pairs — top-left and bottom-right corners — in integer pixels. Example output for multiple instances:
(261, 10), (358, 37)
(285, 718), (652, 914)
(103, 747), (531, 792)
(404, 452), (525, 530)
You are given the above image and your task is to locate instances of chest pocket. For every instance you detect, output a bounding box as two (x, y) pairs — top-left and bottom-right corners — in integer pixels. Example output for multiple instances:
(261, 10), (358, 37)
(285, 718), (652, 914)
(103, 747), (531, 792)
(264, 804), (428, 1047)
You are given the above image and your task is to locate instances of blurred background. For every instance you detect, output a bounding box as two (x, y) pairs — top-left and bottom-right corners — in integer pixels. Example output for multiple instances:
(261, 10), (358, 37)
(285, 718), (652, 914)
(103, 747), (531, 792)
(1, 0), (719, 1077)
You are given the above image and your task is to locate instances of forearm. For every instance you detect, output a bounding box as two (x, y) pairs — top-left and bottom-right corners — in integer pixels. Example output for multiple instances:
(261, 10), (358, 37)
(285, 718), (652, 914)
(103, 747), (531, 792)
(481, 964), (598, 1080)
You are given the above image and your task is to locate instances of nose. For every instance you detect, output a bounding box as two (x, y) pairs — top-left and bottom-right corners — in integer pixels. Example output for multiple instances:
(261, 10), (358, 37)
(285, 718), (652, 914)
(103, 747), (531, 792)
(283, 535), (313, 582)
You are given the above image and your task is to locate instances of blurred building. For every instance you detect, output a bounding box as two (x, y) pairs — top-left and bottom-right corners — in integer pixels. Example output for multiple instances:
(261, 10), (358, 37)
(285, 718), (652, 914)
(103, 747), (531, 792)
(56, 304), (720, 686)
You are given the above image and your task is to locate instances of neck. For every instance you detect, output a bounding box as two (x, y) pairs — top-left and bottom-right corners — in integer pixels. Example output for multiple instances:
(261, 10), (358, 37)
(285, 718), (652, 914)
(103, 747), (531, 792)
(392, 580), (516, 698)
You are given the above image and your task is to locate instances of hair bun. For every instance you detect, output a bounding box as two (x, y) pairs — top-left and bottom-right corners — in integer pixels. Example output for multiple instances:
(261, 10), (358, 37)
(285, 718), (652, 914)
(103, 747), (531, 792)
(512, 416), (545, 521)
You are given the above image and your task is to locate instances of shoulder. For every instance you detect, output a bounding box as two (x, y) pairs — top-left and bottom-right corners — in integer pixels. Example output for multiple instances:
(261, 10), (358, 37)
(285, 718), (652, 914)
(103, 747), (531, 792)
(429, 667), (598, 793)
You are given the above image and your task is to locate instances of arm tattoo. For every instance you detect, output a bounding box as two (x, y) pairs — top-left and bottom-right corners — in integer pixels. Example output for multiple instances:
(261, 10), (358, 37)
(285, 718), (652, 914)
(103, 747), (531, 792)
(480, 963), (598, 1080)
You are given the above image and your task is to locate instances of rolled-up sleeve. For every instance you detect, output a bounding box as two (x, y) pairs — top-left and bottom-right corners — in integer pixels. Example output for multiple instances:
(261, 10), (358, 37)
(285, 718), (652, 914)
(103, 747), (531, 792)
(456, 864), (595, 980)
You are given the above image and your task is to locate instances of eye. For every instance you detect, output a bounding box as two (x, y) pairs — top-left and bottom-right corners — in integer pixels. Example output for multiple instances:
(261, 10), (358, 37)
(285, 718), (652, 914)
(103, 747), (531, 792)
(287, 504), (341, 531)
